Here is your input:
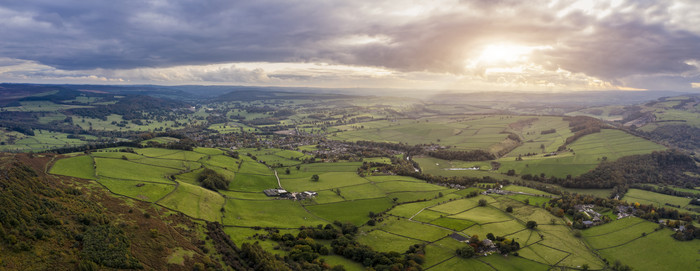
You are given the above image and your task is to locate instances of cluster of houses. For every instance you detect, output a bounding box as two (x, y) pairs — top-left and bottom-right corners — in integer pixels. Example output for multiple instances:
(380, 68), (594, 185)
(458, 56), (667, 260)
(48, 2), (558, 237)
(449, 233), (498, 256)
(615, 205), (635, 219)
(263, 188), (318, 200)
(481, 185), (553, 198)
(575, 204), (604, 228)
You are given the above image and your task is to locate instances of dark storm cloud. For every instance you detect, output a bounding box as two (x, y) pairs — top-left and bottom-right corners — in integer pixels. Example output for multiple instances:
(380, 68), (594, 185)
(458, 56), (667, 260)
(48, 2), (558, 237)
(530, 6), (700, 81)
(0, 0), (358, 69)
(0, 0), (699, 88)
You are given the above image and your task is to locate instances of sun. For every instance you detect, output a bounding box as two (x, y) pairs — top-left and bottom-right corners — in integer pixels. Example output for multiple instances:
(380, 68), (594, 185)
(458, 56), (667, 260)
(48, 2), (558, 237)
(476, 44), (532, 63)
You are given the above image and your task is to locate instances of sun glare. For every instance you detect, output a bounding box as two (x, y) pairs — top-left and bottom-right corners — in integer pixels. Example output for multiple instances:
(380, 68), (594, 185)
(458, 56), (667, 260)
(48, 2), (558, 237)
(476, 44), (533, 63)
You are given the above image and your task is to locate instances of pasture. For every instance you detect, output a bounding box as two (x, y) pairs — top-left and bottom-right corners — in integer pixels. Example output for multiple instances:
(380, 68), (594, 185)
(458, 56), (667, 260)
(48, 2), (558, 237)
(585, 218), (700, 271)
(561, 187), (612, 198)
(94, 157), (179, 184)
(46, 146), (662, 270)
(49, 155), (95, 179)
(356, 230), (423, 253)
(498, 129), (665, 177)
(331, 115), (525, 151)
(376, 219), (452, 242)
(622, 189), (695, 214)
(0, 129), (92, 152)
(304, 198), (394, 225)
(231, 173), (277, 191)
(158, 181), (225, 222)
(98, 177), (175, 202)
(223, 199), (325, 228)
(281, 171), (369, 191)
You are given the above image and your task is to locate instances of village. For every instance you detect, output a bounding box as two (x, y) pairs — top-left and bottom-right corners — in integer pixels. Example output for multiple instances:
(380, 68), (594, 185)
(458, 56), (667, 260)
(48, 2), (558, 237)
(263, 188), (318, 200)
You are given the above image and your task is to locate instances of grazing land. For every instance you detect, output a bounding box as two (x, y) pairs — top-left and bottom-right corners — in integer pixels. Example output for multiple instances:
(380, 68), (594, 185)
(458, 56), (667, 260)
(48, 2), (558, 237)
(9, 86), (698, 271)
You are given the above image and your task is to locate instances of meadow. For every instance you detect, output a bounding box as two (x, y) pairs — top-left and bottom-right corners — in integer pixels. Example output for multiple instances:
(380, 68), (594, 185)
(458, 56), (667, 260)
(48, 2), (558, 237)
(48, 146), (683, 270)
(497, 129), (665, 177)
(0, 129), (95, 152)
(584, 217), (700, 271)
(622, 189), (696, 214)
(49, 155), (95, 179)
(331, 115), (525, 151)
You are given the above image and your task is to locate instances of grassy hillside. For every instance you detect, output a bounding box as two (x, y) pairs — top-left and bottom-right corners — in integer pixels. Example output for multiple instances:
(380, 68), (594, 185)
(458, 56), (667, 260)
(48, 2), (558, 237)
(0, 153), (214, 270)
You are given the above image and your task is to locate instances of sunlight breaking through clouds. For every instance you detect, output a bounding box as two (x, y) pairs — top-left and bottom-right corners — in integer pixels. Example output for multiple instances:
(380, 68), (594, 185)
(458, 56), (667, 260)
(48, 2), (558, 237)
(0, 0), (698, 91)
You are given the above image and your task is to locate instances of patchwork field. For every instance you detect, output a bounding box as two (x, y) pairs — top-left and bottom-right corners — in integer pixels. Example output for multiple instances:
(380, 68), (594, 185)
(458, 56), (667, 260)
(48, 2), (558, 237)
(498, 129), (665, 177)
(48, 146), (686, 271)
(622, 189), (697, 214)
(331, 115), (529, 151)
(584, 217), (700, 271)
(0, 129), (96, 152)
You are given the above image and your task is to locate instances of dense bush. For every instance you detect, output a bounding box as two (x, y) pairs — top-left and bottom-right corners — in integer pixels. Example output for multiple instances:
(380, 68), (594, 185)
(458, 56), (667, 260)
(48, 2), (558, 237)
(81, 224), (142, 269)
(197, 168), (230, 191)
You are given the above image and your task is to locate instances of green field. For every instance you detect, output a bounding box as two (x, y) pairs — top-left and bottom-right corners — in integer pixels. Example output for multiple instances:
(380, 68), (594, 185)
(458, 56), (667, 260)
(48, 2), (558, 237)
(98, 177), (175, 202)
(95, 157), (180, 184)
(207, 122), (260, 133)
(332, 183), (387, 200)
(305, 198), (394, 225)
(281, 171), (369, 191)
(231, 173), (278, 192)
(0, 129), (93, 152)
(583, 217), (658, 249)
(498, 129), (666, 177)
(377, 219), (452, 242)
(356, 229), (423, 253)
(49, 155), (95, 179)
(201, 154), (239, 169)
(331, 115), (524, 151)
(430, 217), (476, 231)
(504, 116), (575, 156)
(159, 181), (225, 221)
(223, 199), (326, 228)
(585, 217), (700, 271)
(502, 185), (555, 196)
(388, 189), (451, 203)
(561, 187), (613, 198)
(622, 189), (695, 213)
(428, 196), (492, 214)
(44, 141), (691, 270)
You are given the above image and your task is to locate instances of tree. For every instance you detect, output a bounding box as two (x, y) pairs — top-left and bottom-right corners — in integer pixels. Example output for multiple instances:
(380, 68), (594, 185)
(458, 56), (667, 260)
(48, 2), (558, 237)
(469, 234), (479, 244)
(478, 199), (488, 207)
(506, 206), (513, 213)
(285, 168), (291, 174)
(296, 165), (301, 170)
(197, 168), (229, 191)
(526, 221), (538, 229)
(456, 245), (475, 258)
(311, 174), (319, 182)
(486, 233), (495, 241)
(573, 229), (582, 238)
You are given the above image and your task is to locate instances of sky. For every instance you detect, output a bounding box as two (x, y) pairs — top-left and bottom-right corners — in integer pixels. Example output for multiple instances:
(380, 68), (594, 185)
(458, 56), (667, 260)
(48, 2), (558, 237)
(1, 0), (699, 92)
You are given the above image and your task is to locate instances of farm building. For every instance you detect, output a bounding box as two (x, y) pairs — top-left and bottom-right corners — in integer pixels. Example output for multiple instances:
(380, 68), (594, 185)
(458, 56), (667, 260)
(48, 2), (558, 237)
(263, 188), (288, 197)
(449, 233), (469, 242)
(303, 191), (318, 197)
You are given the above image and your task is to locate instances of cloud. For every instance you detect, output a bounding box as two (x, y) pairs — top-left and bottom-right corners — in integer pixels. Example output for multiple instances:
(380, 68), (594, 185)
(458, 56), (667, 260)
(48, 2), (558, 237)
(0, 0), (699, 90)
